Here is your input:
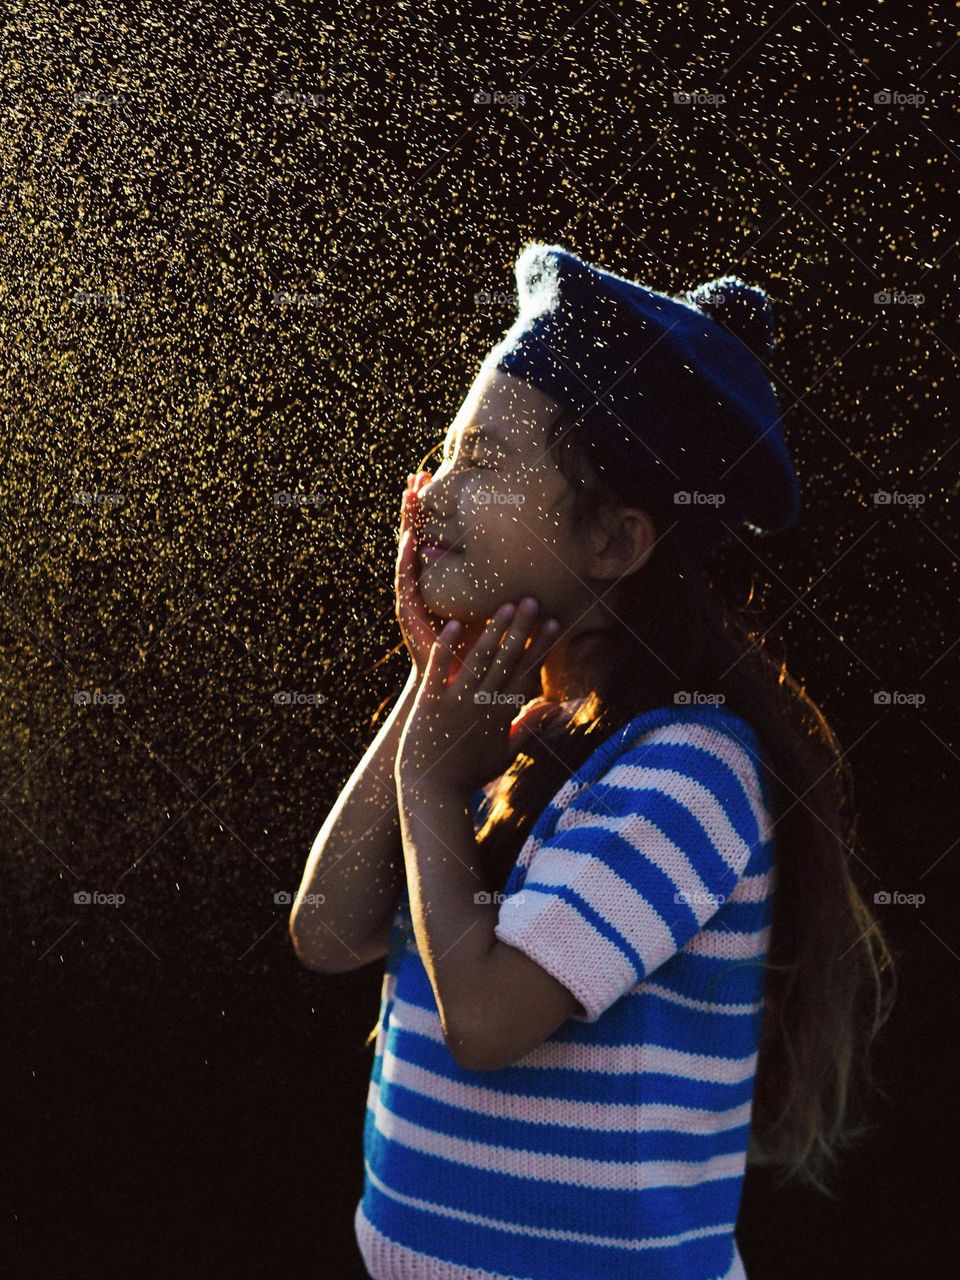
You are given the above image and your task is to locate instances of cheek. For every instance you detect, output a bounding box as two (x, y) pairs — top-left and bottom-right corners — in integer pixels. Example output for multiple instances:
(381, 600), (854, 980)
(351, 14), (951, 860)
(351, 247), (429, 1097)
(462, 486), (510, 532)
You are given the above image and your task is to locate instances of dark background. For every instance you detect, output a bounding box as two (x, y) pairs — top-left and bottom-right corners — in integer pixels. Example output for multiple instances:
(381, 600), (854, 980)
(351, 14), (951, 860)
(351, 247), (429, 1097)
(1, 0), (957, 1274)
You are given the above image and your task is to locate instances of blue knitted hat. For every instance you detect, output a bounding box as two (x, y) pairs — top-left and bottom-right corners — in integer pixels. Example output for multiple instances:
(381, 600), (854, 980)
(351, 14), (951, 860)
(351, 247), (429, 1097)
(482, 242), (801, 559)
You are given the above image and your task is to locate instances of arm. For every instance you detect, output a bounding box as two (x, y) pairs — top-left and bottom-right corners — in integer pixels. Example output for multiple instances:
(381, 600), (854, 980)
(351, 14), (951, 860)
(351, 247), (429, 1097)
(289, 667), (420, 974)
(395, 772), (583, 1071)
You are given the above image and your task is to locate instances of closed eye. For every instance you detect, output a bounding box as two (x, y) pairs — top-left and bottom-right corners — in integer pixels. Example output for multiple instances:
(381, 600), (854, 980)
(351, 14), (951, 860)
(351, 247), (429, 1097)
(441, 445), (493, 470)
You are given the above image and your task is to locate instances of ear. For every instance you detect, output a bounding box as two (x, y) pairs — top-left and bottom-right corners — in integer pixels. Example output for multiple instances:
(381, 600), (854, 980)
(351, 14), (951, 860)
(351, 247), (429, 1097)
(586, 504), (657, 583)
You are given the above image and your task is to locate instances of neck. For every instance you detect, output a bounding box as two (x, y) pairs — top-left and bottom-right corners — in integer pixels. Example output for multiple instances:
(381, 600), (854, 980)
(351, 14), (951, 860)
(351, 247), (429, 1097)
(540, 627), (607, 704)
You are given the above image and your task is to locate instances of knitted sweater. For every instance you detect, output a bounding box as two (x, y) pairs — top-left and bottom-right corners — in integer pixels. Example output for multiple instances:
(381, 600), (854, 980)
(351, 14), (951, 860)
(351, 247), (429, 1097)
(356, 703), (775, 1280)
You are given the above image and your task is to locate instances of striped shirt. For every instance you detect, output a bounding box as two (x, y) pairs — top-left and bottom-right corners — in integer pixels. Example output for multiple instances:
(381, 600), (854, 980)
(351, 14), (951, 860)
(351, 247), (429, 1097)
(356, 704), (775, 1280)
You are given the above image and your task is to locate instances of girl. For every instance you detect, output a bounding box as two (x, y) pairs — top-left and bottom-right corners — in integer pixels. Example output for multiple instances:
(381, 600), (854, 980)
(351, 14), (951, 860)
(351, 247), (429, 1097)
(291, 243), (897, 1280)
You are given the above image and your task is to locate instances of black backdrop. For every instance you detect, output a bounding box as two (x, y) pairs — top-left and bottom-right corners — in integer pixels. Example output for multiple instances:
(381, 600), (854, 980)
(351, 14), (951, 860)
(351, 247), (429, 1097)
(1, 1), (957, 1275)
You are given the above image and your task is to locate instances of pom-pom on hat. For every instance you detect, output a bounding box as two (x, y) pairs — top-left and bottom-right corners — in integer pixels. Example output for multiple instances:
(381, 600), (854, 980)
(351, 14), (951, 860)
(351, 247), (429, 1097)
(482, 242), (802, 560)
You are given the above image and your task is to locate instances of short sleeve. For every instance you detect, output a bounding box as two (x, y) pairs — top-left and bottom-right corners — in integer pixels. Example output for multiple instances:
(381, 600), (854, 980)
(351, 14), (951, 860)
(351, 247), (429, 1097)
(492, 715), (770, 1023)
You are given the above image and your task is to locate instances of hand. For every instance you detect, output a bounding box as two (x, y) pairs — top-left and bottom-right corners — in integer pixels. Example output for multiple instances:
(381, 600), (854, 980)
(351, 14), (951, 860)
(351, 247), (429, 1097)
(395, 597), (560, 796)
(395, 470), (484, 682)
(396, 470), (444, 679)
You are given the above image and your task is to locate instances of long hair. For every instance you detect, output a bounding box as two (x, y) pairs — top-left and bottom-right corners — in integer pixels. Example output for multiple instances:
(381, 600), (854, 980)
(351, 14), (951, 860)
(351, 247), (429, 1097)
(372, 406), (898, 1198)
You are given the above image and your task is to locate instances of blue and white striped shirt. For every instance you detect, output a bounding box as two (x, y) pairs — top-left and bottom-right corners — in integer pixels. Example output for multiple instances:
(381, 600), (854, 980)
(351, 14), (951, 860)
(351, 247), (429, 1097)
(356, 704), (775, 1280)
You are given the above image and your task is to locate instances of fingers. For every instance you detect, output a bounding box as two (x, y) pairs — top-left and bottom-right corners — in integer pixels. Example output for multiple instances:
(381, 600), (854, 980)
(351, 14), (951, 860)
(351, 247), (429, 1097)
(396, 491), (422, 627)
(455, 603), (518, 684)
(455, 599), (559, 693)
(423, 619), (460, 691)
(396, 470), (446, 675)
(397, 469), (431, 542)
(498, 602), (560, 689)
(396, 469), (433, 593)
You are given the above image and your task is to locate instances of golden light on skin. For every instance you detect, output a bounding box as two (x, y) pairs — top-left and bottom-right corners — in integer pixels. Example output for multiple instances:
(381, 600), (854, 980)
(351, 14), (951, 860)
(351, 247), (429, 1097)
(414, 367), (657, 704)
(2, 0), (951, 987)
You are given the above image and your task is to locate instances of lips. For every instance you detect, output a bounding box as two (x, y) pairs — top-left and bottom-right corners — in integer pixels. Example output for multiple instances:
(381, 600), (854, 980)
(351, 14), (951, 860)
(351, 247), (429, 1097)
(419, 531), (463, 554)
(418, 542), (463, 559)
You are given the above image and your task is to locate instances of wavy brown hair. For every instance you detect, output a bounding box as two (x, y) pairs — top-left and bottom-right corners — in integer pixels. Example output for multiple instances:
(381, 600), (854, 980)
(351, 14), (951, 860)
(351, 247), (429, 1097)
(374, 404), (898, 1198)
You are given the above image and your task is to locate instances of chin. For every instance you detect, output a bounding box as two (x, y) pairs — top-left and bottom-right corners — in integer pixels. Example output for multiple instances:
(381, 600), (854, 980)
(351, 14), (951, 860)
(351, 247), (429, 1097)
(418, 579), (493, 627)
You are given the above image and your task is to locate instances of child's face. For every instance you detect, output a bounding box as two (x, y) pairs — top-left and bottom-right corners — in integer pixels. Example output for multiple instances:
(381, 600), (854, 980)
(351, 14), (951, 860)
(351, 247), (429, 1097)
(414, 367), (603, 630)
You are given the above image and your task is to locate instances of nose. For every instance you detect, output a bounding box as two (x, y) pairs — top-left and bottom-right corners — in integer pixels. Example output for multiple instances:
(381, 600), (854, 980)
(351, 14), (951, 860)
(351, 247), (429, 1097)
(408, 476), (432, 531)
(415, 469), (442, 516)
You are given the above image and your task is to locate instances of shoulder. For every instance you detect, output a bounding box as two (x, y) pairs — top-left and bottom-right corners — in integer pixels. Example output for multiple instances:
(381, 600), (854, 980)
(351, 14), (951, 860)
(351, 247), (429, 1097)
(610, 703), (762, 772)
(578, 704), (771, 837)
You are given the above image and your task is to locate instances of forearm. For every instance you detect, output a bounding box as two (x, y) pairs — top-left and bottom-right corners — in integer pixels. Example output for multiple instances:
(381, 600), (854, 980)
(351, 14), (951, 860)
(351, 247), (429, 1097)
(395, 770), (500, 1063)
(290, 668), (420, 969)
